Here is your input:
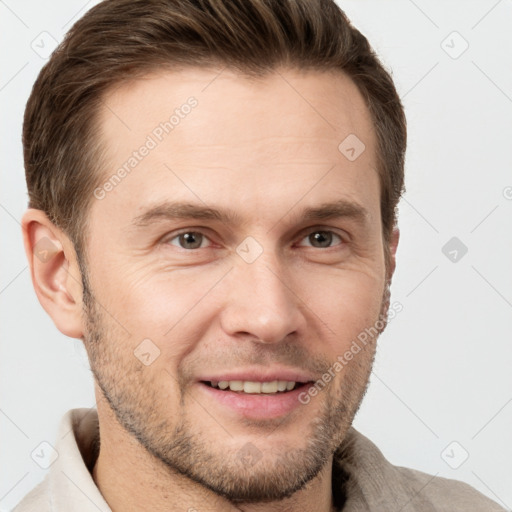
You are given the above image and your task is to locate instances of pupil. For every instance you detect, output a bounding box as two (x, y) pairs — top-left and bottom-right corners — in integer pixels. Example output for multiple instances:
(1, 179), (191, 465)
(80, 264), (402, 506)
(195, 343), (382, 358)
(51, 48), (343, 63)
(311, 231), (331, 248)
(180, 232), (202, 249)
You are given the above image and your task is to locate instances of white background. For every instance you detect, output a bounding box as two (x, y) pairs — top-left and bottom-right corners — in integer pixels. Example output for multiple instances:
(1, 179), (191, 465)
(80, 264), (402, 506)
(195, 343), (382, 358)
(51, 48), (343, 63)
(1, 0), (511, 510)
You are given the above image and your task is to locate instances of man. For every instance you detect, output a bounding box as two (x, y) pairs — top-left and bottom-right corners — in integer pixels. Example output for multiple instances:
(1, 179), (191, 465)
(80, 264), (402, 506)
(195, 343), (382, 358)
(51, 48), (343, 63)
(15, 0), (505, 510)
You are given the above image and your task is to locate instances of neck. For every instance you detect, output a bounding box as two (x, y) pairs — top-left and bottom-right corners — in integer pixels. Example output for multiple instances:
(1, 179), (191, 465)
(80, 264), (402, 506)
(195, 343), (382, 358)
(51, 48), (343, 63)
(92, 397), (337, 512)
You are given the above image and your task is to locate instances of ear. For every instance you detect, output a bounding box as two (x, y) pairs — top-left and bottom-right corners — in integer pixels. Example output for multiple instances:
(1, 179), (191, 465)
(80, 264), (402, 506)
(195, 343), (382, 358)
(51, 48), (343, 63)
(379, 226), (400, 334)
(22, 209), (85, 338)
(389, 226), (400, 278)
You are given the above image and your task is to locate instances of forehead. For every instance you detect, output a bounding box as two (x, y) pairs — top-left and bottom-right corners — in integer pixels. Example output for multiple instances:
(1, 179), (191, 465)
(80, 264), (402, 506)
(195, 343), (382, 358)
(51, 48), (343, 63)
(99, 66), (375, 149)
(93, 66), (379, 228)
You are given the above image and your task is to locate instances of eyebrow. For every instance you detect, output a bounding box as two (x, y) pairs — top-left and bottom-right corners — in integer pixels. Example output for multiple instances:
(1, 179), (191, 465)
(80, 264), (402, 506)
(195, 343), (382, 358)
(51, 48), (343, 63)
(132, 199), (371, 229)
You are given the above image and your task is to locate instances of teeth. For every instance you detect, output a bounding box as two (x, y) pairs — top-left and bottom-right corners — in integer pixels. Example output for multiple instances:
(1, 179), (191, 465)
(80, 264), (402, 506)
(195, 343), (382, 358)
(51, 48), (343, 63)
(261, 381), (278, 393)
(277, 381), (287, 392)
(244, 381), (261, 393)
(229, 380), (244, 391)
(209, 380), (298, 394)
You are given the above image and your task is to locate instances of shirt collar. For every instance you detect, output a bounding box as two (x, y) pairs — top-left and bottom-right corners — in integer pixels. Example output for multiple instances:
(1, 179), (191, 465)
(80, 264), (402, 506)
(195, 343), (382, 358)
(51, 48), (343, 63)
(49, 408), (110, 511)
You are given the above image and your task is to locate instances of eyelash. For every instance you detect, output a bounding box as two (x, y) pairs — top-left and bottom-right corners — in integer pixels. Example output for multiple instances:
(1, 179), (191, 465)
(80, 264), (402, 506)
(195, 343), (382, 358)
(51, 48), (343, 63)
(163, 227), (347, 251)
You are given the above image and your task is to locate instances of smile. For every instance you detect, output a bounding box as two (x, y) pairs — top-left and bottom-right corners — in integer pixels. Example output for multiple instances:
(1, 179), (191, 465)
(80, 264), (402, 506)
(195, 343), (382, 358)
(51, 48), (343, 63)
(203, 380), (304, 394)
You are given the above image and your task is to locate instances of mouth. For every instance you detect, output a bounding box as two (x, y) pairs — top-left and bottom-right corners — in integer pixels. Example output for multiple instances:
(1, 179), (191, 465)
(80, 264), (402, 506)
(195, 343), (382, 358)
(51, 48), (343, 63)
(201, 380), (310, 394)
(198, 379), (314, 419)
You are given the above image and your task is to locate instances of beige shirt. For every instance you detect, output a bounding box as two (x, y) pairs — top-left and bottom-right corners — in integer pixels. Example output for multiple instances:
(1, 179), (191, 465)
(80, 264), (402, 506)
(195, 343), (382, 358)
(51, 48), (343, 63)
(13, 408), (505, 511)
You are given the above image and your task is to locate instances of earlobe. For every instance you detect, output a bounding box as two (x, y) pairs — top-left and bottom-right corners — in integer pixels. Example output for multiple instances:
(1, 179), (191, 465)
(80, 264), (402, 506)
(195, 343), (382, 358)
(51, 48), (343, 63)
(22, 209), (85, 339)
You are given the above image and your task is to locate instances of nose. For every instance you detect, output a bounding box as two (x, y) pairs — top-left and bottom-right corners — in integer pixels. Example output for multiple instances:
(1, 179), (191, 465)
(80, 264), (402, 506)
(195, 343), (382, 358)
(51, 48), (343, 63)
(218, 250), (307, 344)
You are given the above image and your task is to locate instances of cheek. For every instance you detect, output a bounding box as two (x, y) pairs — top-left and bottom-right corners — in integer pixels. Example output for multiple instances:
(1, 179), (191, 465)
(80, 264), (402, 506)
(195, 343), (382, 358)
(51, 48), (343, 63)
(93, 266), (224, 355)
(297, 268), (385, 351)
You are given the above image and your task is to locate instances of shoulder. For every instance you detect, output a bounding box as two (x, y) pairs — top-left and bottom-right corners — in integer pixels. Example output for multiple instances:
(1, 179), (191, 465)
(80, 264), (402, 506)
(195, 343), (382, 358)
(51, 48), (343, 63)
(12, 408), (102, 512)
(393, 464), (506, 511)
(12, 479), (51, 512)
(334, 428), (506, 511)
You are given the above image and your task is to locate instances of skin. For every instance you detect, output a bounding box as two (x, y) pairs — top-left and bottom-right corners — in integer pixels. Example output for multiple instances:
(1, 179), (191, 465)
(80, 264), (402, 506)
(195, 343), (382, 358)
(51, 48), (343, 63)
(23, 67), (399, 512)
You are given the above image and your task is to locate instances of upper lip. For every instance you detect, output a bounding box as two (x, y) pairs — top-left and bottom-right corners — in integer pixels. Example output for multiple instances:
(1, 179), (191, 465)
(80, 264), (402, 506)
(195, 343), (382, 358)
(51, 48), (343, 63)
(198, 367), (316, 384)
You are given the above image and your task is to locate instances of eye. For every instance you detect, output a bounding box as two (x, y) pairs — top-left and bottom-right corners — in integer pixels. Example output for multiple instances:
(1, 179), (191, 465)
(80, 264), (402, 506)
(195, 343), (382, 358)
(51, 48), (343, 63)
(297, 229), (344, 249)
(164, 228), (346, 252)
(167, 231), (212, 250)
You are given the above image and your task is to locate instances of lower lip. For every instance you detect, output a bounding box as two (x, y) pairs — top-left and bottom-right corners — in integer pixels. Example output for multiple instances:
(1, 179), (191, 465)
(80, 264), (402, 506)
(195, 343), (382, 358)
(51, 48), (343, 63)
(197, 382), (312, 420)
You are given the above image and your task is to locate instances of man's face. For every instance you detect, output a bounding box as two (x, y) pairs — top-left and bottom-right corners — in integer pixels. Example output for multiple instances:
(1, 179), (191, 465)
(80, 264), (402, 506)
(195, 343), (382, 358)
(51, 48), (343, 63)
(83, 67), (389, 502)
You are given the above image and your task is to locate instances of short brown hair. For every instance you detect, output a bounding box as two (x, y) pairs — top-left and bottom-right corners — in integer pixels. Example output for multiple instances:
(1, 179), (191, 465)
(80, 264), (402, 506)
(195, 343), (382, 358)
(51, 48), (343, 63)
(23, 0), (406, 273)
